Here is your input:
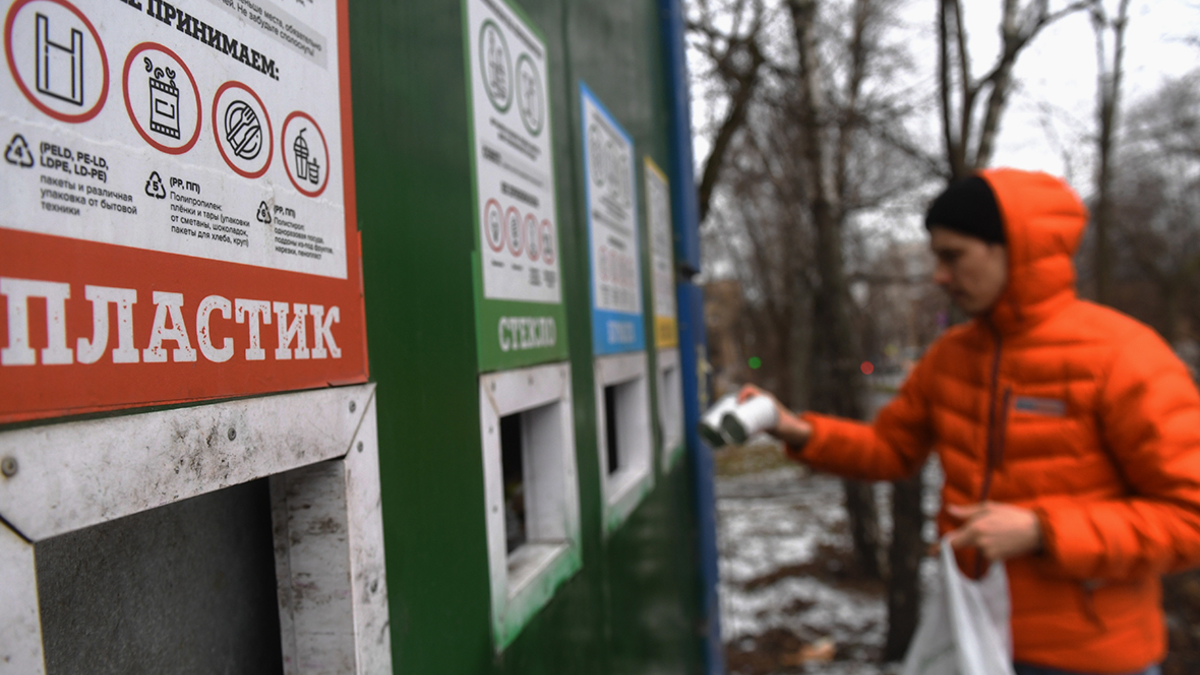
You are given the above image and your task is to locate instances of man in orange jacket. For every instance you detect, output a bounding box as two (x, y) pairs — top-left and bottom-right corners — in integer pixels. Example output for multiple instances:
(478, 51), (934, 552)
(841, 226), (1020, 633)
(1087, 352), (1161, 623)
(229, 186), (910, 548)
(743, 168), (1200, 674)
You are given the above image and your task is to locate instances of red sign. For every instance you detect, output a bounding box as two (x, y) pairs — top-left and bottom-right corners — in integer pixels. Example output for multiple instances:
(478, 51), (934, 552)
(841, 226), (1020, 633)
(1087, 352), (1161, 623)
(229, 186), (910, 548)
(1, 0), (365, 424)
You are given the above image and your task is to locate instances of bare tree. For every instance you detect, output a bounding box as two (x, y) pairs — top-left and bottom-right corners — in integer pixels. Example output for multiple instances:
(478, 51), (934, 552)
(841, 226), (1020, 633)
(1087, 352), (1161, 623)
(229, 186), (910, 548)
(937, 0), (1093, 179)
(785, 0), (889, 581)
(694, 0), (931, 585)
(879, 0), (1098, 661)
(701, 106), (819, 404)
(688, 0), (771, 222)
(688, 0), (1095, 662)
(1105, 72), (1200, 345)
(1091, 0), (1132, 305)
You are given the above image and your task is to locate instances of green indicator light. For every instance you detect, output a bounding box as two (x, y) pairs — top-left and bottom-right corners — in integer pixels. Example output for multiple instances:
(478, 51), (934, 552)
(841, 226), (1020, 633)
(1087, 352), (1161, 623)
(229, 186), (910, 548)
(748, 357), (762, 369)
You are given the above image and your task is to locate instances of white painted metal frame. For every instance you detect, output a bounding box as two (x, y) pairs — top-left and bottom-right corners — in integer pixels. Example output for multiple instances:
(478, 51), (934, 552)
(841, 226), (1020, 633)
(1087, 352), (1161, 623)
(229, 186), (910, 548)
(479, 362), (581, 651)
(656, 348), (685, 471)
(0, 383), (392, 675)
(594, 351), (654, 532)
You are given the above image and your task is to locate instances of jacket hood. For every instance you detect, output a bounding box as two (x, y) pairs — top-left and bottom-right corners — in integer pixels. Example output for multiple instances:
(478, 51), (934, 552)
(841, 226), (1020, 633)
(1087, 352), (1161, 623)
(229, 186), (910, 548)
(977, 168), (1089, 333)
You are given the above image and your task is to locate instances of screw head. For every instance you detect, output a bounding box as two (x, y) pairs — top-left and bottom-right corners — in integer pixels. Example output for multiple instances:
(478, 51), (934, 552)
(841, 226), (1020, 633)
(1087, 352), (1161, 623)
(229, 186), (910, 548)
(349, 401), (357, 413)
(357, 441), (364, 453)
(228, 428), (237, 441)
(1, 457), (17, 478)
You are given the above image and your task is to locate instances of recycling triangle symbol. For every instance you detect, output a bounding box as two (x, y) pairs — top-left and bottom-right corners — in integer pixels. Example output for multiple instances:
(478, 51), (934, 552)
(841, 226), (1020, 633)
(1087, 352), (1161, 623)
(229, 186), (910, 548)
(145, 171), (166, 199)
(5, 134), (34, 168)
(256, 201), (272, 224)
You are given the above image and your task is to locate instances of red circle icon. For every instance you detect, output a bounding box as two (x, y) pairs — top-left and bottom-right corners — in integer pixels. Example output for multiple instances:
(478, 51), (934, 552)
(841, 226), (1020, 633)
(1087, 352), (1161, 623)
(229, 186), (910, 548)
(525, 214), (540, 261)
(484, 199), (504, 252)
(212, 81), (272, 179)
(282, 111), (330, 198)
(540, 220), (555, 265)
(123, 42), (201, 155)
(505, 206), (523, 257)
(5, 0), (109, 123)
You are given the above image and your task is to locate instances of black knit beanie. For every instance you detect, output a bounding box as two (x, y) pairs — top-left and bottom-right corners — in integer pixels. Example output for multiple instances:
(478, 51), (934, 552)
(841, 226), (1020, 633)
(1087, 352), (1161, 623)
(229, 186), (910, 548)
(924, 175), (1005, 245)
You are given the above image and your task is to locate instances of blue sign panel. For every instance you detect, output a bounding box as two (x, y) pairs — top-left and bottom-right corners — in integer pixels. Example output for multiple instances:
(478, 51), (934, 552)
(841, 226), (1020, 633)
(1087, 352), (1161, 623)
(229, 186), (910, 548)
(580, 83), (645, 355)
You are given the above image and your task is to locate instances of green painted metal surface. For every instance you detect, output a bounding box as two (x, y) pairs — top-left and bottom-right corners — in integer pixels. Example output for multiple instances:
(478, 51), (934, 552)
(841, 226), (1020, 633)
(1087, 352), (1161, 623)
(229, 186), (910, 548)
(351, 0), (705, 670)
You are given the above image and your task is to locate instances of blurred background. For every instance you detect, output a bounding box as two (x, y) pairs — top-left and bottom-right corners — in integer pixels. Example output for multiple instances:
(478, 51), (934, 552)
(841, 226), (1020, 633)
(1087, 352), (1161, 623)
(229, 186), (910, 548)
(684, 1), (1200, 672)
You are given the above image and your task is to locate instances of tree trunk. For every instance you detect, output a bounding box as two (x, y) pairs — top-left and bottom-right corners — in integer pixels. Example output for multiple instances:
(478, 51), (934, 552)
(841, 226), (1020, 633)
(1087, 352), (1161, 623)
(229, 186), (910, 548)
(697, 42), (766, 224)
(1093, 144), (1114, 303)
(809, 208), (880, 577)
(844, 479), (884, 577)
(1092, 0), (1131, 306)
(786, 277), (814, 411)
(884, 472), (924, 660)
(788, 0), (881, 581)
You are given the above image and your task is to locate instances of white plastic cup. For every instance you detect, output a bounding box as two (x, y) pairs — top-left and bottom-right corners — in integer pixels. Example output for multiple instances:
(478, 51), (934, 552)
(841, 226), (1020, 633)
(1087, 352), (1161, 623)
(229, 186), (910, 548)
(698, 394), (738, 448)
(720, 395), (779, 445)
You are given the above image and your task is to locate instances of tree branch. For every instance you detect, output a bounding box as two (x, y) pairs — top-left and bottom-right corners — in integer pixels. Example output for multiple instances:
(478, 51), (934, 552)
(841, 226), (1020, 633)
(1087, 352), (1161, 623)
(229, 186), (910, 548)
(696, 38), (766, 223)
(834, 0), (873, 210)
(937, 0), (964, 178)
(951, 0), (974, 169)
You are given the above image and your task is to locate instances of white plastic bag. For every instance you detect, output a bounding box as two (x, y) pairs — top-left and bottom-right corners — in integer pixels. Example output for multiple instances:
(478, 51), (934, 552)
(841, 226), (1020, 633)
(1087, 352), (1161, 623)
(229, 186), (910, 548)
(901, 539), (1016, 675)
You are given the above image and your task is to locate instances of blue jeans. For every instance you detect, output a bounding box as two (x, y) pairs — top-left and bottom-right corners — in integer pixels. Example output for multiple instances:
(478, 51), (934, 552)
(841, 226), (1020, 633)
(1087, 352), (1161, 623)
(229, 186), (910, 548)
(1014, 664), (1161, 675)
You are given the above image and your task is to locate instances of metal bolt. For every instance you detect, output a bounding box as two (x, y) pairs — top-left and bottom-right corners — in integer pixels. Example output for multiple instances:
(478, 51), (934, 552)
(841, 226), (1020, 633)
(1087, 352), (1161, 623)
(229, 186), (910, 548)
(228, 428), (237, 441)
(1, 457), (17, 478)
(357, 441), (364, 453)
(349, 401), (357, 413)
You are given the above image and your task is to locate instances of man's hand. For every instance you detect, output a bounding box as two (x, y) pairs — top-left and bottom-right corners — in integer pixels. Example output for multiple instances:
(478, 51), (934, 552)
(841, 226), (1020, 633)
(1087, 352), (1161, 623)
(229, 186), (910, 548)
(736, 384), (813, 448)
(947, 502), (1043, 562)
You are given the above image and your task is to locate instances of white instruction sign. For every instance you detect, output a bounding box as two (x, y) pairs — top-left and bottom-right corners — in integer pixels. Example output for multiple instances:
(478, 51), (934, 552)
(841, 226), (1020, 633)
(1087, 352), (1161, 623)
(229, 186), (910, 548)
(466, 0), (560, 304)
(1, 0), (348, 278)
(582, 89), (640, 316)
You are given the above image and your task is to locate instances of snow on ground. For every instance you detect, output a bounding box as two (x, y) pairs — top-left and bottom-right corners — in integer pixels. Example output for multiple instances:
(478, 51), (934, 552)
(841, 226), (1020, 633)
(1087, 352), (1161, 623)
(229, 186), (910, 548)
(717, 462), (891, 674)
(718, 467), (882, 642)
(715, 439), (943, 675)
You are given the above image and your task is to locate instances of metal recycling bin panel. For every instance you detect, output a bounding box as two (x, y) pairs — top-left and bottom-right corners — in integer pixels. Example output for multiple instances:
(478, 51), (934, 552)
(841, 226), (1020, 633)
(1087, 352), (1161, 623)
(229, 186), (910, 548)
(0, 0), (365, 423)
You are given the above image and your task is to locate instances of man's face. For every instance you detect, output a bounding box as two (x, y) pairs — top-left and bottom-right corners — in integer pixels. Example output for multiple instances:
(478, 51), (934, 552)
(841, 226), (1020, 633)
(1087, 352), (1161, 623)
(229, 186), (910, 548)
(929, 226), (1008, 315)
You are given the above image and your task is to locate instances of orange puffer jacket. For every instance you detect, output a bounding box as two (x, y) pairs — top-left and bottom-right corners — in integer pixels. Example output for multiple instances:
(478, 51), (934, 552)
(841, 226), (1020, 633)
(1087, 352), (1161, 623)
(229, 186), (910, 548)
(796, 168), (1200, 673)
